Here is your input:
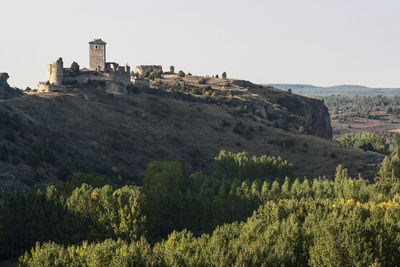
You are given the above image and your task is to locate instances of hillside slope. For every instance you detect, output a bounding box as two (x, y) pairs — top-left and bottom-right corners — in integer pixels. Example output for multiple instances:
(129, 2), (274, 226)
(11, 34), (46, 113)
(0, 75), (383, 194)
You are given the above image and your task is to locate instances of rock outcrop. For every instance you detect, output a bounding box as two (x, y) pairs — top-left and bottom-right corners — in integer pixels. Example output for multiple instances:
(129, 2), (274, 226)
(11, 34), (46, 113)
(0, 73), (22, 100)
(266, 90), (332, 139)
(304, 98), (333, 139)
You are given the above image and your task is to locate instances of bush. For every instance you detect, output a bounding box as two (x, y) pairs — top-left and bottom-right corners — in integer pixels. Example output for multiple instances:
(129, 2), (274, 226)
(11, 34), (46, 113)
(222, 72), (227, 79)
(177, 70), (185, 78)
(170, 65), (175, 73)
(70, 61), (80, 73)
(90, 141), (99, 149)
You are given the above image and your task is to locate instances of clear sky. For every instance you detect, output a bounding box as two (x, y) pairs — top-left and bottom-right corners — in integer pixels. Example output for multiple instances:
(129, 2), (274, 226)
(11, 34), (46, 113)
(0, 0), (399, 89)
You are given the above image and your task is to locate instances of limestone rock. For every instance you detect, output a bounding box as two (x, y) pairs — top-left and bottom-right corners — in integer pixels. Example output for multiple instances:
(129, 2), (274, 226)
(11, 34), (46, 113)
(0, 73), (22, 100)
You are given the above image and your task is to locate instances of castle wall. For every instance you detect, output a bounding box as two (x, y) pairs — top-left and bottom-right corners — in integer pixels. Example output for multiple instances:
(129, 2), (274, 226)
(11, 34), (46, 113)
(62, 68), (131, 87)
(131, 78), (149, 88)
(63, 71), (108, 85)
(38, 82), (61, 92)
(108, 65), (131, 86)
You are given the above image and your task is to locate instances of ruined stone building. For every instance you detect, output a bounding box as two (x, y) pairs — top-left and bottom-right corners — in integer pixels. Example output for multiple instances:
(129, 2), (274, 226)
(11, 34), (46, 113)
(135, 65), (163, 78)
(38, 39), (132, 95)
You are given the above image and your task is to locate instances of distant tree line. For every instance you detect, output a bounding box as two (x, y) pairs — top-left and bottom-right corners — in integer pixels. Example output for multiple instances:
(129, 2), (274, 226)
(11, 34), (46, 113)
(321, 95), (400, 121)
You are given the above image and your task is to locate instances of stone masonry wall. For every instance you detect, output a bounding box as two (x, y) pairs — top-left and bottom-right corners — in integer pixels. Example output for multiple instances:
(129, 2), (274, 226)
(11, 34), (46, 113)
(89, 41), (106, 71)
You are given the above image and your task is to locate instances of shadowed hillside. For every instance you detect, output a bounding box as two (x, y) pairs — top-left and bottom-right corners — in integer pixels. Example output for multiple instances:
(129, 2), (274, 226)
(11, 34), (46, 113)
(0, 75), (383, 194)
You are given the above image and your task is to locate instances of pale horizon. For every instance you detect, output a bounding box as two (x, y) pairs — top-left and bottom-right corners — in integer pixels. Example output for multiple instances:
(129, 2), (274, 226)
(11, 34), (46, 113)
(1, 0), (400, 89)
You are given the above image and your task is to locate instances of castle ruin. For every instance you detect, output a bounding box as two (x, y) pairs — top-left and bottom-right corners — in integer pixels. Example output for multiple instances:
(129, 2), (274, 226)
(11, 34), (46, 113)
(47, 58), (63, 86)
(135, 65), (163, 78)
(38, 39), (134, 95)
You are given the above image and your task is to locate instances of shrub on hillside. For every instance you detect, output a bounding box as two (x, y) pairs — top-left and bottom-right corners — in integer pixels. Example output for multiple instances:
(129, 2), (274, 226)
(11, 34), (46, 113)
(177, 70), (185, 77)
(70, 61), (80, 73)
(198, 77), (207, 84)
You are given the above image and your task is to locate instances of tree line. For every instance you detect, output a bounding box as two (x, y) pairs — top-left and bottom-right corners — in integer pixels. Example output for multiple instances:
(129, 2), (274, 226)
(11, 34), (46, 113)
(0, 150), (291, 261)
(4, 149), (400, 266)
(17, 162), (400, 266)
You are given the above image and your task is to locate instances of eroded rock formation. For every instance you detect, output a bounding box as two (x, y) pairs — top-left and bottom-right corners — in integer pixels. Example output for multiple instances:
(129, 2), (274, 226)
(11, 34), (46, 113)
(0, 73), (22, 100)
(304, 98), (333, 139)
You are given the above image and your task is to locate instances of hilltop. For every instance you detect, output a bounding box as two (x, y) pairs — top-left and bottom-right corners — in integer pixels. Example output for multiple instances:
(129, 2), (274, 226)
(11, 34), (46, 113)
(0, 74), (383, 194)
(271, 83), (400, 96)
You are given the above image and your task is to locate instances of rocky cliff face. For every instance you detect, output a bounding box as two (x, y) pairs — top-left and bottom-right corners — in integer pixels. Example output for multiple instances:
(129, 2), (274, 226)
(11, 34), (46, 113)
(304, 98), (332, 139)
(0, 73), (22, 100)
(266, 90), (332, 140)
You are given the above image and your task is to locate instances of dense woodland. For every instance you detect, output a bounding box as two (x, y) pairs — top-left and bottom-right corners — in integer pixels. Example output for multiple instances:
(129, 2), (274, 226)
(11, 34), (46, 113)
(338, 132), (389, 154)
(273, 84), (400, 96)
(1, 149), (400, 266)
(321, 95), (400, 121)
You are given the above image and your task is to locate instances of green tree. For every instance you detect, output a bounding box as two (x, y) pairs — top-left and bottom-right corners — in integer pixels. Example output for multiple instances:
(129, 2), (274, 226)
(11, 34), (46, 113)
(143, 161), (188, 240)
(70, 61), (80, 73)
(177, 70), (185, 77)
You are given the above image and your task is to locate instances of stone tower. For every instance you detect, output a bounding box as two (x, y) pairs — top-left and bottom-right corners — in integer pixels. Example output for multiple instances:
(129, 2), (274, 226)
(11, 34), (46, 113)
(47, 57), (63, 86)
(89, 39), (106, 71)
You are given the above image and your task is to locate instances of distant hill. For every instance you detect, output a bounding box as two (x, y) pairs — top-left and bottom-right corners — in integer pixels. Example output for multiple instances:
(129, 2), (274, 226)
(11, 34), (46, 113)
(270, 84), (400, 96)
